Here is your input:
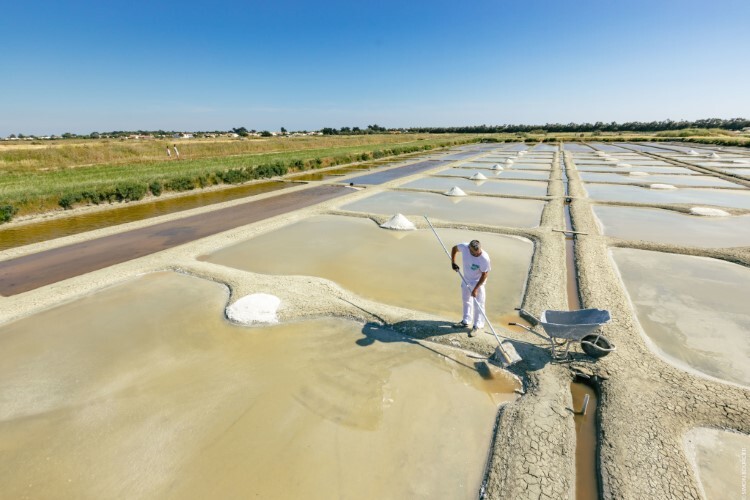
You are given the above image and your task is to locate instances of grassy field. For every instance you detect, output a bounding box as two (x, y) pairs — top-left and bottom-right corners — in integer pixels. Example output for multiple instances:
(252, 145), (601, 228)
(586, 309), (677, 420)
(0, 134), (476, 220)
(2, 130), (747, 223)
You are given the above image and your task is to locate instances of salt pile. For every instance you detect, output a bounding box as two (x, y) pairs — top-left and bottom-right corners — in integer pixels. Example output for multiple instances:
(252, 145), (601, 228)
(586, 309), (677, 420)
(469, 172), (487, 180)
(650, 183), (677, 190)
(689, 207), (731, 217)
(687, 150), (699, 156)
(629, 171), (649, 176)
(505, 158), (514, 165)
(491, 164), (503, 171)
(444, 186), (467, 196)
(380, 213), (416, 230)
(226, 293), (281, 325)
(709, 152), (721, 159)
(616, 163), (632, 168)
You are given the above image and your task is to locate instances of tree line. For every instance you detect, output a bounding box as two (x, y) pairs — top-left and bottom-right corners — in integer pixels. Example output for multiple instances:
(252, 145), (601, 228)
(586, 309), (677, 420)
(402, 118), (750, 134)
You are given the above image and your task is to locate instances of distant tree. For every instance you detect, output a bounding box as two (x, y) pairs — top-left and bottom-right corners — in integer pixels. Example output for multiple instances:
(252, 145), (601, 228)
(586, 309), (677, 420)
(232, 127), (249, 137)
(90, 132), (100, 139)
(260, 130), (272, 137)
(62, 132), (76, 139)
(9, 134), (16, 139)
(280, 127), (287, 134)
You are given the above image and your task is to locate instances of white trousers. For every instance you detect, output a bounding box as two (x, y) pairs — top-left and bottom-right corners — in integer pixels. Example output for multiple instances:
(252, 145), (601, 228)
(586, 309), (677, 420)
(461, 282), (486, 328)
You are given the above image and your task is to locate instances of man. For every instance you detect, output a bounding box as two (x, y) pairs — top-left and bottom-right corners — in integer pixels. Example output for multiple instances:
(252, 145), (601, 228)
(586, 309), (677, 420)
(451, 239), (491, 337)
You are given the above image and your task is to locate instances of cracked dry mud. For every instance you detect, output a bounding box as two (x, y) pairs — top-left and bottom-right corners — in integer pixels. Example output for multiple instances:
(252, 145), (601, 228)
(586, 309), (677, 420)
(1, 144), (748, 499)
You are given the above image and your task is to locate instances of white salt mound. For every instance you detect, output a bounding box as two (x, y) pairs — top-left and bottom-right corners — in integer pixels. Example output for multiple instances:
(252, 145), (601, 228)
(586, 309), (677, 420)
(444, 186), (467, 196)
(687, 150), (699, 156)
(505, 158), (514, 164)
(226, 293), (281, 325)
(380, 213), (416, 230)
(650, 183), (677, 190)
(616, 163), (632, 168)
(470, 172), (488, 180)
(629, 171), (649, 176)
(491, 164), (503, 171)
(709, 152), (720, 159)
(689, 207), (731, 217)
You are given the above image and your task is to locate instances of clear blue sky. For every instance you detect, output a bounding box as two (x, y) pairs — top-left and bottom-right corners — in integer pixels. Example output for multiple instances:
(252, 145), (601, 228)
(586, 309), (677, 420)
(2, 0), (749, 136)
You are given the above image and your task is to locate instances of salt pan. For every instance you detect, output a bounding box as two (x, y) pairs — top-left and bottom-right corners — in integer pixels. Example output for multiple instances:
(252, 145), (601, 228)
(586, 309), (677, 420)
(650, 183), (677, 190)
(629, 172), (649, 176)
(444, 186), (467, 197)
(689, 207), (731, 217)
(226, 293), (281, 325)
(380, 213), (416, 230)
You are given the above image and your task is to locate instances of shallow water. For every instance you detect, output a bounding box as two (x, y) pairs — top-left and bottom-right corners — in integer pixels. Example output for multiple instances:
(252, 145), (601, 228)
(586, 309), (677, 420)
(341, 190), (545, 228)
(563, 143), (593, 152)
(574, 165), (692, 174)
(203, 215), (533, 322)
(580, 172), (741, 188)
(504, 163), (552, 170)
(612, 248), (750, 386)
(494, 170), (551, 180)
(290, 165), (371, 181)
(0, 181), (289, 251)
(594, 206), (750, 247)
(585, 183), (750, 209)
(571, 383), (599, 500)
(586, 142), (631, 152)
(401, 177), (549, 197)
(684, 428), (750, 500)
(0, 272), (519, 499)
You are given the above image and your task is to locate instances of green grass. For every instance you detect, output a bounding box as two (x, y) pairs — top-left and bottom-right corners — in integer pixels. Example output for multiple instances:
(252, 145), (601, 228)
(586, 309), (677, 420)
(0, 135), (476, 219)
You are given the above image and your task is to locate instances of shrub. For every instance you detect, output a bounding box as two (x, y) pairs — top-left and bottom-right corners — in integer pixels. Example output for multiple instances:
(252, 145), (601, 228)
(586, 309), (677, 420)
(253, 161), (287, 179)
(165, 177), (195, 191)
(217, 168), (252, 184)
(149, 181), (163, 196)
(0, 204), (18, 223)
(59, 192), (83, 209)
(115, 182), (147, 201)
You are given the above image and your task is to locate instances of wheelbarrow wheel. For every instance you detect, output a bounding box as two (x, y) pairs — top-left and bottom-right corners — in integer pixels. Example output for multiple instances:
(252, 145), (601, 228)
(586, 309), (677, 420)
(581, 334), (614, 358)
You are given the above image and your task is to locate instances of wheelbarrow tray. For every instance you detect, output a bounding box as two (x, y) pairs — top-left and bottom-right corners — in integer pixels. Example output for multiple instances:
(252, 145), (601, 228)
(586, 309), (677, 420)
(539, 309), (611, 341)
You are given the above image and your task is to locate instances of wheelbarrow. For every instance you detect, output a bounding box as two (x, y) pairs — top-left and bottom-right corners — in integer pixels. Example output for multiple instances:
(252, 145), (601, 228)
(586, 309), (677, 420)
(509, 308), (616, 360)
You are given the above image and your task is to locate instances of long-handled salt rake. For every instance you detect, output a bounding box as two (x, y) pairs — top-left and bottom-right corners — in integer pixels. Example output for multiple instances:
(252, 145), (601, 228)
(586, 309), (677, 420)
(424, 216), (522, 367)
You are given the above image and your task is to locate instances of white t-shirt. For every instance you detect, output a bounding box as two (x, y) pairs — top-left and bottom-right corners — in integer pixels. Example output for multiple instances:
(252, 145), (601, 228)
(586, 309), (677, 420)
(457, 242), (491, 283)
